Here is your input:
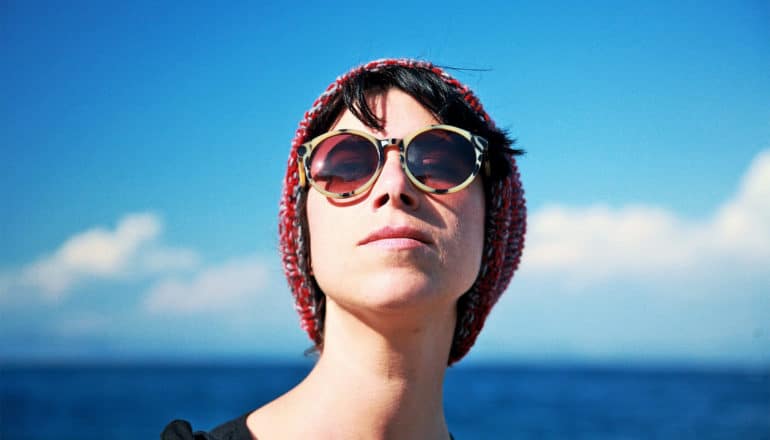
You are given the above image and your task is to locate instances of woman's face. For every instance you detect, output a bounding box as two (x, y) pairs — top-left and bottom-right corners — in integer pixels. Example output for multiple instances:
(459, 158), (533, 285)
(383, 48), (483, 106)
(306, 88), (485, 316)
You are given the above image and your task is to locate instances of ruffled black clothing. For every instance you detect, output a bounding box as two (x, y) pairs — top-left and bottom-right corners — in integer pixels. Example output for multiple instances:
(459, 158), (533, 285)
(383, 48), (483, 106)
(161, 413), (456, 439)
(161, 413), (252, 440)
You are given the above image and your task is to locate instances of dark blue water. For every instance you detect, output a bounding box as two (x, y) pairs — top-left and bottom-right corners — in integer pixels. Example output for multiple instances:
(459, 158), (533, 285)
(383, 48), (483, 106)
(1, 362), (768, 439)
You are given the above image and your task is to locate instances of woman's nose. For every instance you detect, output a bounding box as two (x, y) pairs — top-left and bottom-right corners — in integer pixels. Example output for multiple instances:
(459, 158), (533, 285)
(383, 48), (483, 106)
(370, 147), (420, 210)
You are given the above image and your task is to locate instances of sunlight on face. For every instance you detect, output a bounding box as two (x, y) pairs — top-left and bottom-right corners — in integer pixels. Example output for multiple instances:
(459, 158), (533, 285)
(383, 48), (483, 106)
(306, 89), (485, 316)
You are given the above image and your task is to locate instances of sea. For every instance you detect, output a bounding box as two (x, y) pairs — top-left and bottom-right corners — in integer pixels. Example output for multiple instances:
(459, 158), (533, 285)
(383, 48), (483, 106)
(1, 362), (768, 439)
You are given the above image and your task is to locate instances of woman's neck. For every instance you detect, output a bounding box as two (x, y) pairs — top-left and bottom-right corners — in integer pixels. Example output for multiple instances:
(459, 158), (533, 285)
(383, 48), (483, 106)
(249, 299), (456, 440)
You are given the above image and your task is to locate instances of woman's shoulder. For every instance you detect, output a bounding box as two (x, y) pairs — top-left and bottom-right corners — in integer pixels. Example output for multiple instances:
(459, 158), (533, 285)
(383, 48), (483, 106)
(161, 412), (254, 440)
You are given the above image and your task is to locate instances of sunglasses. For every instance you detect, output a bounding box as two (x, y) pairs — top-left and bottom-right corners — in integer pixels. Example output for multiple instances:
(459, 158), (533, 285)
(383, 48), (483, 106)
(296, 124), (490, 199)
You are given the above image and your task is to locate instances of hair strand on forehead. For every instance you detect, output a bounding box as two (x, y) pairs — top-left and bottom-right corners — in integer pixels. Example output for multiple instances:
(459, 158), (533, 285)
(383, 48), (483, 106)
(309, 64), (523, 159)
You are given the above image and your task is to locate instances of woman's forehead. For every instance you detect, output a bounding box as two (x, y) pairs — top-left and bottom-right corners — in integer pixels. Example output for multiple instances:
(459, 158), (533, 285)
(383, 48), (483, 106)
(330, 89), (439, 138)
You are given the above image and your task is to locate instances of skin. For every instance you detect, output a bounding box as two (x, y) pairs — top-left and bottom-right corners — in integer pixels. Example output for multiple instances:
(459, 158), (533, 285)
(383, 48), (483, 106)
(247, 89), (485, 440)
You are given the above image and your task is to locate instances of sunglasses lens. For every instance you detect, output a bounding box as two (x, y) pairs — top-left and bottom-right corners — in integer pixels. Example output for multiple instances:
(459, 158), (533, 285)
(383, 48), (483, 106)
(309, 133), (378, 195)
(406, 129), (476, 191)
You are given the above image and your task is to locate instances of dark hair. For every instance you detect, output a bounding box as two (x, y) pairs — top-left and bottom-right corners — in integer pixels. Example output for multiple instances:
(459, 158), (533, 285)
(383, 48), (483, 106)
(300, 64), (523, 355)
(306, 65), (522, 174)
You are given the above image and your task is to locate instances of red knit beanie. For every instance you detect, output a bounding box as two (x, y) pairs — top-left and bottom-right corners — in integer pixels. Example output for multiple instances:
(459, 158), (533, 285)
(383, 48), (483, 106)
(279, 58), (526, 364)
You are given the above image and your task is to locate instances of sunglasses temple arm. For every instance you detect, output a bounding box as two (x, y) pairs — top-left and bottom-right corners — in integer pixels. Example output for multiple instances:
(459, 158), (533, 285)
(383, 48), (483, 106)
(471, 135), (492, 177)
(297, 158), (306, 187)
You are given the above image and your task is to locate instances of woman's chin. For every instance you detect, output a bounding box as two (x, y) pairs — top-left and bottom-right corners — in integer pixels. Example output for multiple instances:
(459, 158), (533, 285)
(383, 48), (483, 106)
(348, 269), (460, 312)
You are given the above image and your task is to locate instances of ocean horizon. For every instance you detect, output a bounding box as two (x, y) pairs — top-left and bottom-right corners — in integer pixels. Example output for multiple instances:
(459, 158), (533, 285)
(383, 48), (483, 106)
(2, 360), (768, 439)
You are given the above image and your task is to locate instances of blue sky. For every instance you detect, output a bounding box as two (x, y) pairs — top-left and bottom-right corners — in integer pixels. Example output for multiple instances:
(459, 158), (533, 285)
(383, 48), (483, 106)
(1, 1), (769, 367)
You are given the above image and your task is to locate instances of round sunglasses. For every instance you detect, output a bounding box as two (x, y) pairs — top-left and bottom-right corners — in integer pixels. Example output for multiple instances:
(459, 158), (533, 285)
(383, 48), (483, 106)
(296, 124), (490, 199)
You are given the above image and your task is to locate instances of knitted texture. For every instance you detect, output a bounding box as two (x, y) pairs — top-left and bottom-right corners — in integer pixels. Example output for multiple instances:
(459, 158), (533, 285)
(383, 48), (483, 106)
(278, 58), (526, 364)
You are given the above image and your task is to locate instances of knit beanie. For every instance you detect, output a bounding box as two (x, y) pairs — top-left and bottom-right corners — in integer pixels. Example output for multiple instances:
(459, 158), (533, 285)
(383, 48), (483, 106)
(279, 58), (526, 364)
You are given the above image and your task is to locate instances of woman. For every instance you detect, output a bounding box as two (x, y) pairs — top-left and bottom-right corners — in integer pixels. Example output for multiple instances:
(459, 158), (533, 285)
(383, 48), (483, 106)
(162, 58), (526, 440)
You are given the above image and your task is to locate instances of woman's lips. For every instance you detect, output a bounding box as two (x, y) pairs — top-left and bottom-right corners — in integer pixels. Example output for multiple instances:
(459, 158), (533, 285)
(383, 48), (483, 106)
(358, 226), (432, 249)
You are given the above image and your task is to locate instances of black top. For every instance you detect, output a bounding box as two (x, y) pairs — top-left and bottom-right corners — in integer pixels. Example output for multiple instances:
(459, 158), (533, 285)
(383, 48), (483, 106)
(161, 414), (456, 439)
(161, 413), (253, 440)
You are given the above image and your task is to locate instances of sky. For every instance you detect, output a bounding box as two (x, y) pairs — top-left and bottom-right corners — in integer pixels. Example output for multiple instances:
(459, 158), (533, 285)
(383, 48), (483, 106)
(1, 1), (769, 367)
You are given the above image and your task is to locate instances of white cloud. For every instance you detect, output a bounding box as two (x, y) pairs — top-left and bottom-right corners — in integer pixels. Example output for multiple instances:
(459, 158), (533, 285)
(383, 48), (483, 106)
(521, 149), (770, 287)
(143, 255), (271, 314)
(482, 151), (770, 365)
(710, 150), (770, 260)
(3, 212), (200, 300)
